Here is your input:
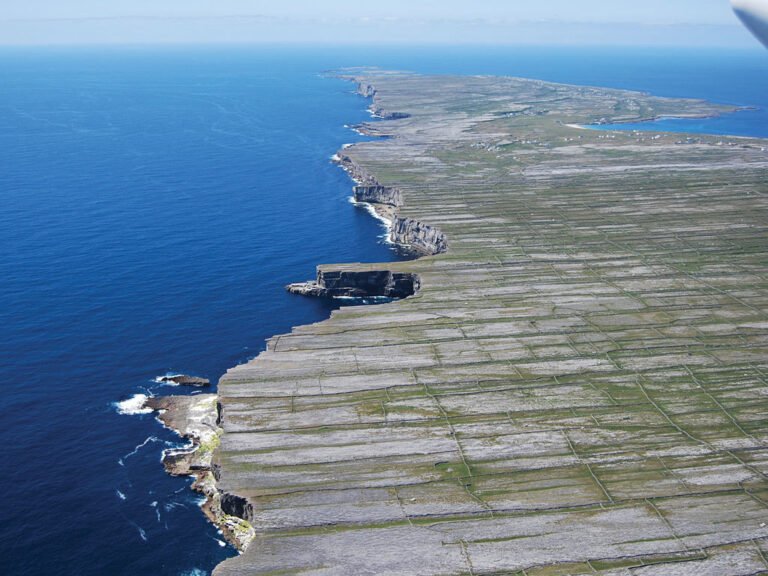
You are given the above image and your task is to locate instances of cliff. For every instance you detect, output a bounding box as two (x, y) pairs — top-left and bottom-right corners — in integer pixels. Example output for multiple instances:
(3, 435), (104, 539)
(336, 153), (448, 256)
(389, 215), (447, 255)
(212, 72), (768, 575)
(353, 184), (403, 207)
(287, 268), (420, 299)
(356, 81), (411, 119)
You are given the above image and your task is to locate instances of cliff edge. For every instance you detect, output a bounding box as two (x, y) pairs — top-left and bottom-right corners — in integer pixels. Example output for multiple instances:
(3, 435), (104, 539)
(212, 71), (768, 575)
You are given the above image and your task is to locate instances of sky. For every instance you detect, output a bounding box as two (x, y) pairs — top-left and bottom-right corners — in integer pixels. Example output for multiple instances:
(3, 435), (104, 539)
(0, 0), (762, 47)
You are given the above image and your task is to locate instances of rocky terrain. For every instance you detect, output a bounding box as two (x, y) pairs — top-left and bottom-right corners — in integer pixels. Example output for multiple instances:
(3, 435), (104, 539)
(159, 374), (211, 387)
(143, 394), (256, 551)
(287, 267), (420, 299)
(336, 152), (449, 255)
(212, 71), (768, 574)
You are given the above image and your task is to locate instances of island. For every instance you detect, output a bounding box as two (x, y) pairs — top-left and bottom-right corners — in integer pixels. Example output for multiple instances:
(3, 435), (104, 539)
(155, 71), (768, 575)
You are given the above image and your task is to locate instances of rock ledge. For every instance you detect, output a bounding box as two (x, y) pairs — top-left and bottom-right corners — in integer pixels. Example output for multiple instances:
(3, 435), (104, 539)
(287, 268), (420, 299)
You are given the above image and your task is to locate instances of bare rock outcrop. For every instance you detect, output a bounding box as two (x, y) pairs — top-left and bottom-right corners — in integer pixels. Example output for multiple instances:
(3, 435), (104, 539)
(159, 374), (210, 387)
(143, 394), (255, 552)
(287, 268), (420, 299)
(353, 185), (403, 207)
(390, 216), (448, 255)
(334, 154), (447, 255)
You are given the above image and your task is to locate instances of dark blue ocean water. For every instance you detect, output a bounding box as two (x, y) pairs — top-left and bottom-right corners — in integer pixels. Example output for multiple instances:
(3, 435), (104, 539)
(1, 45), (766, 576)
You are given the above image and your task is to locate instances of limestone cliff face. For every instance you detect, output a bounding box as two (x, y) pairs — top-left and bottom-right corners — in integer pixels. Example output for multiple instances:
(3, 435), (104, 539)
(355, 81), (411, 120)
(353, 185), (403, 207)
(219, 492), (254, 523)
(319, 269), (420, 297)
(391, 216), (448, 255)
(357, 83), (377, 98)
(287, 269), (420, 299)
(335, 154), (447, 256)
(336, 153), (376, 185)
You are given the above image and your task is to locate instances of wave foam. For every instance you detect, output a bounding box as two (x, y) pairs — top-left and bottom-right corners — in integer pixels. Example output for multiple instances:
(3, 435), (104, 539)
(153, 373), (183, 386)
(119, 436), (163, 465)
(126, 520), (148, 542)
(115, 394), (152, 415)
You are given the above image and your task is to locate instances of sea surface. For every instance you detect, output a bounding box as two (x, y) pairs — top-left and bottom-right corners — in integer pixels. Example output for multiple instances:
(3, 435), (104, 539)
(1, 45), (766, 575)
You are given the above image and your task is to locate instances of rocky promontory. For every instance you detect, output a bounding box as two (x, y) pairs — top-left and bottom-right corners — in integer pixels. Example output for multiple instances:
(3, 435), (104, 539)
(142, 394), (255, 552)
(335, 153), (448, 255)
(158, 374), (210, 387)
(353, 184), (403, 207)
(144, 395), (219, 476)
(389, 215), (448, 255)
(287, 267), (420, 299)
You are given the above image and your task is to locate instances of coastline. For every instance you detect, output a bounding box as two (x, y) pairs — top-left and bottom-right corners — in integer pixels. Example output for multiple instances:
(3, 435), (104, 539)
(215, 71), (768, 575)
(139, 78), (442, 554)
(158, 71), (768, 575)
(8, 46), (768, 576)
(333, 153), (447, 257)
(572, 106), (757, 132)
(141, 394), (257, 552)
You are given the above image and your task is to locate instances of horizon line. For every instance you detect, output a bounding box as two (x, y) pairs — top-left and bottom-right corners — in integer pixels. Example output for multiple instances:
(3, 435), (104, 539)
(0, 40), (763, 49)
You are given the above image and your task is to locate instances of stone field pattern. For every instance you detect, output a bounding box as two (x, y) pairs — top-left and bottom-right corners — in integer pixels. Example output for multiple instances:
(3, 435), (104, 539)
(213, 72), (768, 575)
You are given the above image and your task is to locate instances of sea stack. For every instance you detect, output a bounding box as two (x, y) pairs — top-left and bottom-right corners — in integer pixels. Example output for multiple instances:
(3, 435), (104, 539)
(159, 375), (211, 387)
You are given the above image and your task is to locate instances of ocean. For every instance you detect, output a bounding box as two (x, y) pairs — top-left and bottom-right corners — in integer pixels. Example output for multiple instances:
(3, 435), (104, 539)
(1, 45), (766, 575)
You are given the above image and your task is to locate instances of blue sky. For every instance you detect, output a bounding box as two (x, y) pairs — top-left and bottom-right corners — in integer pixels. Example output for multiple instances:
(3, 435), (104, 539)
(0, 0), (761, 47)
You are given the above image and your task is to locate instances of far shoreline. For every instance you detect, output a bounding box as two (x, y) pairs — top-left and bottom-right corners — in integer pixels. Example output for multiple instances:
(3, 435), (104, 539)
(567, 105), (762, 138)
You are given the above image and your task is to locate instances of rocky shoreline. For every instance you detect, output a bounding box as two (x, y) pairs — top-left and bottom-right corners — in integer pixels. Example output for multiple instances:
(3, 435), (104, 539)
(285, 82), (446, 300)
(335, 153), (448, 256)
(140, 80), (442, 559)
(142, 393), (256, 552)
(208, 70), (768, 575)
(334, 79), (449, 258)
